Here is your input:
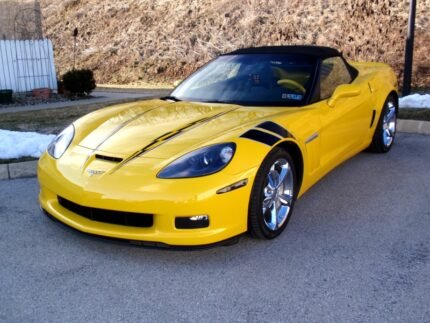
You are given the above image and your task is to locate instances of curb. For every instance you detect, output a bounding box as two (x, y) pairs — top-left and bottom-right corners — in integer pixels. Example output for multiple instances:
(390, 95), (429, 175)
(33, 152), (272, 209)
(0, 160), (38, 181)
(397, 119), (430, 135)
(96, 86), (173, 94)
(0, 95), (164, 115)
(1, 119), (429, 181)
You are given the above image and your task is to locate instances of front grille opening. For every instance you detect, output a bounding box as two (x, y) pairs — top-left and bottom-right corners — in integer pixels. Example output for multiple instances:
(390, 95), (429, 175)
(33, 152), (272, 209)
(58, 196), (153, 227)
(95, 154), (123, 163)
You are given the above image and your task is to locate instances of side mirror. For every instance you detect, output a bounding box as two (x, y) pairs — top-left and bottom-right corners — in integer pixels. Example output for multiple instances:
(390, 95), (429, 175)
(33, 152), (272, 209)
(327, 84), (361, 107)
(173, 80), (182, 87)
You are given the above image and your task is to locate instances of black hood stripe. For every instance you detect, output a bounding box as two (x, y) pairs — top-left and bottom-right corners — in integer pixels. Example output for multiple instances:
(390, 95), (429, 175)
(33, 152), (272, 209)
(256, 121), (290, 138)
(109, 107), (239, 173)
(240, 129), (280, 146)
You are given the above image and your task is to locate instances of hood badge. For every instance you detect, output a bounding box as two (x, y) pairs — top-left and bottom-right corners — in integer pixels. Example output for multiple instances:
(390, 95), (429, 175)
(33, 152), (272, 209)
(86, 169), (105, 176)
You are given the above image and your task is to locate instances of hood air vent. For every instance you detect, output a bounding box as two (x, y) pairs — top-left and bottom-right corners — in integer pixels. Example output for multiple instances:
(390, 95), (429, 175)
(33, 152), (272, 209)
(95, 154), (123, 163)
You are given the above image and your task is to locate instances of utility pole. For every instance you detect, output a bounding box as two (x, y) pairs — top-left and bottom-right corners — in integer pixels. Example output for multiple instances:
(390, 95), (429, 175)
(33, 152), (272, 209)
(34, 0), (43, 39)
(73, 27), (78, 70)
(402, 0), (417, 96)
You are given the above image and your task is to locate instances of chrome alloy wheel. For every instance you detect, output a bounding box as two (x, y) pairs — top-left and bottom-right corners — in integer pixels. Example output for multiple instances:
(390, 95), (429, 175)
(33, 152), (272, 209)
(382, 101), (397, 148)
(262, 158), (294, 231)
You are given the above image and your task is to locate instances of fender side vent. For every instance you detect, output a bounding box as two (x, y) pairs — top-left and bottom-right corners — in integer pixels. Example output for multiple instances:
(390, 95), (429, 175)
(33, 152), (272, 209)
(95, 154), (123, 163)
(370, 110), (376, 128)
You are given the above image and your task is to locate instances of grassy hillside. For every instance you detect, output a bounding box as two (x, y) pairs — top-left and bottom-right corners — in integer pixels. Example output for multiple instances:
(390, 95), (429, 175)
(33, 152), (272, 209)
(40, 0), (430, 87)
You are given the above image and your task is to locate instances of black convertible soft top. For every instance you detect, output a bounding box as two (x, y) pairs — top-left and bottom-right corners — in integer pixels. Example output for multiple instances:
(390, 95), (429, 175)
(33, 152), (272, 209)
(224, 45), (341, 59)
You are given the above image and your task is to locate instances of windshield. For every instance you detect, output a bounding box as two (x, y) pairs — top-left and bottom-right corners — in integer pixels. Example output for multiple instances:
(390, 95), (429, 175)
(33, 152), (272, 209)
(171, 54), (316, 106)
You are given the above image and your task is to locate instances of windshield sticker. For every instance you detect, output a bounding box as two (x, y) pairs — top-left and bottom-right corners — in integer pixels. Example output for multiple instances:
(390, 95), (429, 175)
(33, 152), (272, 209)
(282, 93), (303, 101)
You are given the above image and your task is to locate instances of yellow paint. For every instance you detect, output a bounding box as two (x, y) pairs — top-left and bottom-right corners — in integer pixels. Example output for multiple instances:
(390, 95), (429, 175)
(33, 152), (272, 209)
(38, 62), (397, 246)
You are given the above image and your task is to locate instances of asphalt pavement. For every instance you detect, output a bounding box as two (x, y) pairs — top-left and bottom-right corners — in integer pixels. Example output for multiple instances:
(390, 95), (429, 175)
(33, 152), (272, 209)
(0, 133), (429, 322)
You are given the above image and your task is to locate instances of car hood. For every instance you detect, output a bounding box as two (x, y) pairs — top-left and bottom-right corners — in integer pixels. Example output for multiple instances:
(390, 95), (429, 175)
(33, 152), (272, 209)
(77, 99), (290, 159)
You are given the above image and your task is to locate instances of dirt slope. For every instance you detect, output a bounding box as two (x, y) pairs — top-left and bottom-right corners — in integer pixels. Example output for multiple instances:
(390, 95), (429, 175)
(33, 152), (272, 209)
(40, 0), (430, 87)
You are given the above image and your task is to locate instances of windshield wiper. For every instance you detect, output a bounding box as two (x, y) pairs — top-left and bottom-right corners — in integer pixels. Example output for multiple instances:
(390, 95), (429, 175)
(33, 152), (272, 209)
(161, 95), (182, 102)
(201, 99), (229, 104)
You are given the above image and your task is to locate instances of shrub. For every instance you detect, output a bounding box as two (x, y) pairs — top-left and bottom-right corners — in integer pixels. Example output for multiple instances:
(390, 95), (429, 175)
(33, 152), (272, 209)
(62, 69), (96, 96)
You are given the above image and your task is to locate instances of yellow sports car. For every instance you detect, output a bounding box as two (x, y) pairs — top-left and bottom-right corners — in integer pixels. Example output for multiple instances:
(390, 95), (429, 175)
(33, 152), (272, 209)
(38, 46), (398, 247)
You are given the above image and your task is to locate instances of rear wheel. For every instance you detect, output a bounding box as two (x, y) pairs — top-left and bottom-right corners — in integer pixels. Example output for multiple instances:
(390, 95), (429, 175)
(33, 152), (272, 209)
(248, 148), (297, 239)
(369, 96), (397, 153)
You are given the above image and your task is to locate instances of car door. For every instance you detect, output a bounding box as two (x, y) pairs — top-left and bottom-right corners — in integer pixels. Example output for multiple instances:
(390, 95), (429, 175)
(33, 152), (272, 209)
(317, 57), (372, 173)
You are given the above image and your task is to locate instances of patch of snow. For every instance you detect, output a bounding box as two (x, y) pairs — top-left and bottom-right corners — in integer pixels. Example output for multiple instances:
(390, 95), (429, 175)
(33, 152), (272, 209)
(0, 129), (55, 159)
(399, 94), (430, 109)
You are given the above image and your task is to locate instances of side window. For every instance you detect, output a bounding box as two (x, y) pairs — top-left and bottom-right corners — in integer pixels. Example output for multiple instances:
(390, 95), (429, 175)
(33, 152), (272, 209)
(320, 57), (352, 99)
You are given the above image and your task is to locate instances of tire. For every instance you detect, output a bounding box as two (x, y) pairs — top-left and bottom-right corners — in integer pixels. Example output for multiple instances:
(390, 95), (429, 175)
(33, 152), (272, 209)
(248, 148), (297, 239)
(369, 95), (398, 153)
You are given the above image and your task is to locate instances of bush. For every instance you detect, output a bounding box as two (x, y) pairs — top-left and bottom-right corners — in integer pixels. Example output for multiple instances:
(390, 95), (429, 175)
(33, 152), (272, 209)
(62, 69), (96, 96)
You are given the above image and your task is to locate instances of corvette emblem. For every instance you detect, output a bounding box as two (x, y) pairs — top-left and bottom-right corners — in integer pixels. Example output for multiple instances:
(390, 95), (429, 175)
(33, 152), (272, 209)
(86, 169), (105, 176)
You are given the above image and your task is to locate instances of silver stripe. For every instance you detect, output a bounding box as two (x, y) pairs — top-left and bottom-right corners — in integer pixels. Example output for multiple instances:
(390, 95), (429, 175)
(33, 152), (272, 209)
(90, 107), (159, 152)
(81, 106), (159, 170)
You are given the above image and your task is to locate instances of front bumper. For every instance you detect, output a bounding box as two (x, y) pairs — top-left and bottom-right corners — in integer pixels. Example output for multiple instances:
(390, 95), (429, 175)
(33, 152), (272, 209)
(38, 153), (256, 246)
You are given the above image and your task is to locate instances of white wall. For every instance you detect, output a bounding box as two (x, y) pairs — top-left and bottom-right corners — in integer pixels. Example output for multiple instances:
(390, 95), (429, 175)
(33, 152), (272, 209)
(0, 39), (57, 92)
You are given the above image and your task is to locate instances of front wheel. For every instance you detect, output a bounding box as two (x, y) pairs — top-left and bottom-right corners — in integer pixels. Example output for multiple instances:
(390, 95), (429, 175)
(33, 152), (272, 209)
(369, 96), (397, 153)
(248, 148), (297, 239)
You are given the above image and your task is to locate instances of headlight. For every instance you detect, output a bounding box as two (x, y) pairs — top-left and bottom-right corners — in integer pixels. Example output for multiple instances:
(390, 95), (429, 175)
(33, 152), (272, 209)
(47, 124), (75, 159)
(158, 143), (236, 178)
